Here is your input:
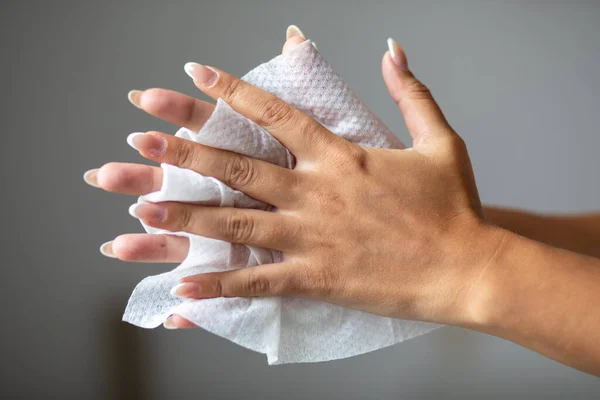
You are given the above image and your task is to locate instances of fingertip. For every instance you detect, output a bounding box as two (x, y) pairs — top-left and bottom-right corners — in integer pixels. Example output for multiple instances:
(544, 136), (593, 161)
(134, 88), (172, 115)
(164, 315), (198, 329)
(286, 24), (306, 40)
(95, 162), (119, 192)
(386, 37), (408, 70)
(111, 234), (137, 261)
(282, 36), (307, 54)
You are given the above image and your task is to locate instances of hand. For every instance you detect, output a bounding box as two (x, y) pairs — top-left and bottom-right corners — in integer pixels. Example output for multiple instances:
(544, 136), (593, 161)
(167, 39), (506, 326)
(87, 32), (508, 329)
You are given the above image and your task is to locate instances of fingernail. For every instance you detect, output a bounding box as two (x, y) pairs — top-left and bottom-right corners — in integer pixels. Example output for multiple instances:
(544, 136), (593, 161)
(99, 241), (117, 258)
(170, 282), (202, 299)
(126, 132), (167, 157)
(387, 37), (408, 70)
(127, 90), (143, 109)
(311, 41), (318, 50)
(163, 317), (178, 330)
(184, 63), (218, 87)
(83, 168), (101, 188)
(128, 203), (167, 223)
(286, 24), (306, 40)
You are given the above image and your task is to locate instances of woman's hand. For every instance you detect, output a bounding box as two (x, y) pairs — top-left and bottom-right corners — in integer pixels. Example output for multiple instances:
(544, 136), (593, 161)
(88, 33), (506, 328)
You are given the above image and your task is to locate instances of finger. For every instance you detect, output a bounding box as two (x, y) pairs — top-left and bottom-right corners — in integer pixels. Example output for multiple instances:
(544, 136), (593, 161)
(164, 315), (198, 330)
(129, 203), (301, 251)
(126, 131), (299, 208)
(283, 24), (307, 54)
(173, 262), (301, 299)
(382, 38), (455, 146)
(99, 234), (189, 263)
(128, 27), (309, 132)
(128, 88), (215, 132)
(283, 35), (307, 54)
(84, 163), (163, 195)
(182, 63), (341, 160)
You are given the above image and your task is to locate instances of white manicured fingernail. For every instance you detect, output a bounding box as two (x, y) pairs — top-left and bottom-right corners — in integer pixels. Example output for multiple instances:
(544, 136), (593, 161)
(100, 241), (117, 258)
(184, 62), (195, 79)
(128, 203), (142, 218)
(128, 202), (167, 223)
(127, 90), (143, 109)
(163, 317), (178, 330)
(83, 168), (101, 188)
(286, 25), (306, 40)
(126, 132), (167, 157)
(169, 283), (186, 298)
(126, 132), (145, 151)
(184, 63), (218, 87)
(170, 282), (201, 299)
(387, 37), (408, 70)
(311, 41), (318, 50)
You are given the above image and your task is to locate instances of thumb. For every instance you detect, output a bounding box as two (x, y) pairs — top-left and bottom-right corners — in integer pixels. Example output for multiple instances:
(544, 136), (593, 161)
(382, 38), (453, 147)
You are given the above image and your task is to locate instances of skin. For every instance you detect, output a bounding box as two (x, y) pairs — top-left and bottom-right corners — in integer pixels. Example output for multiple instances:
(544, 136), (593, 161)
(85, 29), (600, 376)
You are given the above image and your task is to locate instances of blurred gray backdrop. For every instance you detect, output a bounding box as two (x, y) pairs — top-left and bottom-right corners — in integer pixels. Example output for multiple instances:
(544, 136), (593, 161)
(1, 0), (599, 398)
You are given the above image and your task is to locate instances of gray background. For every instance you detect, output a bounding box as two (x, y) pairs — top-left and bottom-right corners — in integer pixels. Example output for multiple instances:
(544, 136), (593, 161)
(1, 0), (599, 398)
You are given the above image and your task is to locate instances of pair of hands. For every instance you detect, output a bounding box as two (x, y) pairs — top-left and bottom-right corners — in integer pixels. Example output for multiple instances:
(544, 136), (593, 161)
(85, 27), (503, 330)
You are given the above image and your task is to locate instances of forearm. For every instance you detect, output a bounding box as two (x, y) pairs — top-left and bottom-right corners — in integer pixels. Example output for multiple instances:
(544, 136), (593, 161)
(462, 229), (600, 376)
(483, 206), (600, 258)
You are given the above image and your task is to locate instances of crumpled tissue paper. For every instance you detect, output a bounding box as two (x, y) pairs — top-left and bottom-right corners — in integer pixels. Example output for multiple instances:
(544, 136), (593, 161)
(123, 40), (441, 364)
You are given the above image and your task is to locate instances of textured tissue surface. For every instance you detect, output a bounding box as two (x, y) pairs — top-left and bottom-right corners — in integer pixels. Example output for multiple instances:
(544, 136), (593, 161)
(123, 41), (441, 364)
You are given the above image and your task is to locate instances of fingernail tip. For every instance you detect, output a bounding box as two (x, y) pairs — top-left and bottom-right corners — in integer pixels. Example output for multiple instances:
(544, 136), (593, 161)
(163, 318), (178, 330)
(387, 37), (396, 56)
(127, 90), (143, 109)
(184, 62), (197, 79)
(169, 283), (184, 297)
(99, 241), (117, 258)
(126, 132), (144, 150)
(128, 203), (140, 218)
(286, 24), (306, 40)
(83, 169), (101, 188)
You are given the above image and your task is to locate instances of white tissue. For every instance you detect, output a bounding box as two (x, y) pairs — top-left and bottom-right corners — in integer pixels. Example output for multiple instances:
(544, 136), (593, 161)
(123, 41), (441, 364)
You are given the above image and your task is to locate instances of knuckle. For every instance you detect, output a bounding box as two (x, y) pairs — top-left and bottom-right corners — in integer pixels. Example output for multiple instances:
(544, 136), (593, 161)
(212, 277), (224, 297)
(223, 155), (256, 188)
(443, 134), (468, 158)
(177, 206), (194, 231)
(224, 211), (255, 243)
(330, 143), (369, 174)
(406, 78), (433, 101)
(451, 134), (467, 152)
(245, 271), (270, 296)
(344, 145), (369, 171)
(183, 100), (197, 125)
(174, 142), (196, 168)
(222, 78), (243, 103)
(259, 99), (295, 128)
(305, 263), (335, 298)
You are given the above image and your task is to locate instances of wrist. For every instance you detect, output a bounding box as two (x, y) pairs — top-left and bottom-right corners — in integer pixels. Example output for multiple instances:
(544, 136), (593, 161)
(442, 222), (516, 328)
(456, 225), (519, 330)
(416, 217), (514, 327)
